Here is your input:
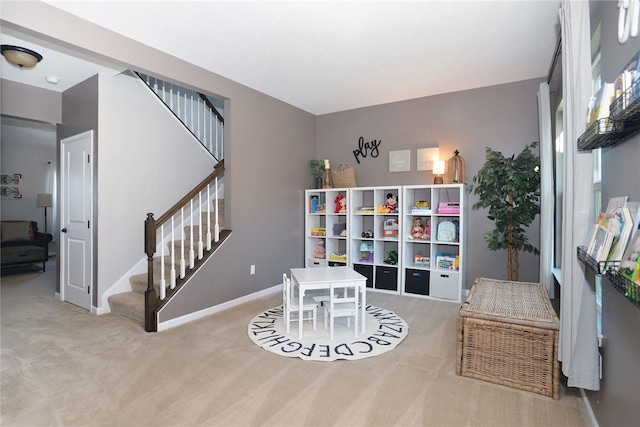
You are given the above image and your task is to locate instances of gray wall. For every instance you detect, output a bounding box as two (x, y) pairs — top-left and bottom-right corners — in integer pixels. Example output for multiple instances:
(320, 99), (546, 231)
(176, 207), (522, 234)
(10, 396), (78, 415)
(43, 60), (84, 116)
(0, 116), (56, 226)
(1, 2), (317, 318)
(586, 2), (640, 426)
(0, 80), (61, 124)
(316, 78), (544, 288)
(59, 74), (99, 299)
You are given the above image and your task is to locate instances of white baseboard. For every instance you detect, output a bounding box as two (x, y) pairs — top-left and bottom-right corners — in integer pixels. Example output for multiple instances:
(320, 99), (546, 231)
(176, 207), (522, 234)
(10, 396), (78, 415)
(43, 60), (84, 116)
(96, 256), (147, 315)
(157, 284), (280, 332)
(580, 388), (599, 427)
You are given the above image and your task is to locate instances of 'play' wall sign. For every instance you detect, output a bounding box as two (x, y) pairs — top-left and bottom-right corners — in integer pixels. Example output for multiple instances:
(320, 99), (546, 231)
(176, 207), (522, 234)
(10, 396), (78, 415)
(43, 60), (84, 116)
(353, 136), (381, 164)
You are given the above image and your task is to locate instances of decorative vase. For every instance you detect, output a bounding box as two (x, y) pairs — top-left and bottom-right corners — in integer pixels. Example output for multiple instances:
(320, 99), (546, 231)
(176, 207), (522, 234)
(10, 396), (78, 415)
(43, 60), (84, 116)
(315, 176), (323, 189)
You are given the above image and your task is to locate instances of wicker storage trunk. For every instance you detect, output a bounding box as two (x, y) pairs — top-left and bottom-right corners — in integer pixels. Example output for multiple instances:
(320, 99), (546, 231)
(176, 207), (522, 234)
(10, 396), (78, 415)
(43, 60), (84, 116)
(456, 278), (560, 399)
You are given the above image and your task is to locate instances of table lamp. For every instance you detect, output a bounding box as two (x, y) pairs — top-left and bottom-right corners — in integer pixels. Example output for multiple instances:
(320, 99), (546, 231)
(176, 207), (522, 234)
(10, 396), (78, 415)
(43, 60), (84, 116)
(433, 160), (445, 184)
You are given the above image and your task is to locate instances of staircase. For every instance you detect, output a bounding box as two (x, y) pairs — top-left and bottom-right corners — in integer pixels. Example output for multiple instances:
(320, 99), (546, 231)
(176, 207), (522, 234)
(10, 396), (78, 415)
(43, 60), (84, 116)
(104, 73), (230, 331)
(108, 201), (227, 327)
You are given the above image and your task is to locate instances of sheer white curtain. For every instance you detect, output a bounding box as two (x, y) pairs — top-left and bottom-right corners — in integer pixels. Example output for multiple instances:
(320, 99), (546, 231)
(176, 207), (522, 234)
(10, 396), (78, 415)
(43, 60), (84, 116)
(558, 0), (600, 391)
(538, 82), (554, 297)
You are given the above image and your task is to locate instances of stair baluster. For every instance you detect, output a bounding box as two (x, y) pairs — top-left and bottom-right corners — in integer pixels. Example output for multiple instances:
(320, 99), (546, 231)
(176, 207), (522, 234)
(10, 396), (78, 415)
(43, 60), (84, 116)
(180, 206), (186, 279)
(159, 224), (166, 300)
(189, 199), (195, 269)
(215, 176), (220, 242)
(198, 191), (204, 260)
(206, 185), (212, 250)
(170, 216), (176, 290)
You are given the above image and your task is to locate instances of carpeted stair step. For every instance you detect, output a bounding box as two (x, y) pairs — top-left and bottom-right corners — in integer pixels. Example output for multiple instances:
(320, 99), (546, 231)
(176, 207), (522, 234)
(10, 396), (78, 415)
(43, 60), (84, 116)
(108, 291), (144, 326)
(129, 256), (177, 293)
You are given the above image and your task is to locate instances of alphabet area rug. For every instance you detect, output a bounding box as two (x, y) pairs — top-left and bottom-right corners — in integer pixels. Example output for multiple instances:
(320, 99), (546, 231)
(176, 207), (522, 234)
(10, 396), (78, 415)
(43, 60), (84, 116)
(247, 305), (409, 361)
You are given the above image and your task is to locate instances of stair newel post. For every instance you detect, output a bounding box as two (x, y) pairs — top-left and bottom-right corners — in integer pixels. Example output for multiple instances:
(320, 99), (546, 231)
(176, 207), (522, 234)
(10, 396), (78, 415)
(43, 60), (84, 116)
(144, 213), (158, 332)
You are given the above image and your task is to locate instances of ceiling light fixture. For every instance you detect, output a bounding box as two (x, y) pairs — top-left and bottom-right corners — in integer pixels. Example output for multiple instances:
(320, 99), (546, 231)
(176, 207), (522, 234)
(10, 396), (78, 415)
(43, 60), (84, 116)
(1, 44), (43, 69)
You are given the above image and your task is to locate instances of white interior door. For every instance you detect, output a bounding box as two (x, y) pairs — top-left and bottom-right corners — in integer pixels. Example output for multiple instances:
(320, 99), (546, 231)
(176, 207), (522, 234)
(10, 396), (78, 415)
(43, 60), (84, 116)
(60, 130), (94, 310)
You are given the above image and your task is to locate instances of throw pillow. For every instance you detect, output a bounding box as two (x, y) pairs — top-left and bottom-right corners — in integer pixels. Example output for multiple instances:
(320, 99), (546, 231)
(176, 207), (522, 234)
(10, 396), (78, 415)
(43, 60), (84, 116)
(1, 221), (34, 242)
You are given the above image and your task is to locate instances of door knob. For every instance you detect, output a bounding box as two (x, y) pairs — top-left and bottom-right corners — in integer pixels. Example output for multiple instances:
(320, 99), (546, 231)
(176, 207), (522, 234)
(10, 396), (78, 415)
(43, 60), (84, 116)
(61, 228), (68, 233)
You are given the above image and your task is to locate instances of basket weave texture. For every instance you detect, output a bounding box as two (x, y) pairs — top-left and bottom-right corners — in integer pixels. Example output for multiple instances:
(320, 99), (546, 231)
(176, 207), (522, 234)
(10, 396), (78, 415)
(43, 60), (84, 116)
(456, 277), (560, 399)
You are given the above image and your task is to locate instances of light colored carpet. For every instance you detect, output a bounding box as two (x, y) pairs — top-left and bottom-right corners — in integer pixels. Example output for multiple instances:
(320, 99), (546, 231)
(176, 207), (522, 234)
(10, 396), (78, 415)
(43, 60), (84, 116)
(248, 305), (408, 361)
(1, 262), (593, 426)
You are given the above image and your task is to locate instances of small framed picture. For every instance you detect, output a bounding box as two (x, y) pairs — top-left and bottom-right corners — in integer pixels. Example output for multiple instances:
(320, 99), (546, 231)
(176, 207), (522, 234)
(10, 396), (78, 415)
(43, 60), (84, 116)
(389, 150), (410, 172)
(0, 173), (23, 199)
(417, 147), (440, 171)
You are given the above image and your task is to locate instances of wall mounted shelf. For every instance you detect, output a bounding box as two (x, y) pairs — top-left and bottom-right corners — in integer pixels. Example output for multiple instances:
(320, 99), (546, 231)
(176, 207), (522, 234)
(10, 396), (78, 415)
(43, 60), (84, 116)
(578, 78), (640, 151)
(577, 246), (639, 309)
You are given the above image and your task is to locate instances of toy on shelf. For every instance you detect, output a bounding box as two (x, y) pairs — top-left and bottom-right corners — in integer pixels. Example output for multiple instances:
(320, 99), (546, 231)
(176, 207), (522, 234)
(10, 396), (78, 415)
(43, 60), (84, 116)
(386, 193), (398, 213)
(410, 217), (425, 239)
(311, 227), (326, 236)
(384, 218), (399, 238)
(411, 200), (431, 214)
(377, 193), (398, 214)
(329, 252), (347, 262)
(361, 229), (374, 238)
(334, 193), (347, 213)
(359, 242), (374, 262)
(436, 252), (458, 270)
(384, 250), (398, 265)
(410, 217), (430, 240)
(414, 251), (429, 266)
(313, 239), (326, 259)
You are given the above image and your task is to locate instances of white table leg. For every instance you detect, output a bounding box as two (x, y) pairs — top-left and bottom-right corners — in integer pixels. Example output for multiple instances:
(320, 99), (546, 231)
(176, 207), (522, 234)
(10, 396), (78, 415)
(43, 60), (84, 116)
(360, 281), (366, 333)
(298, 285), (304, 339)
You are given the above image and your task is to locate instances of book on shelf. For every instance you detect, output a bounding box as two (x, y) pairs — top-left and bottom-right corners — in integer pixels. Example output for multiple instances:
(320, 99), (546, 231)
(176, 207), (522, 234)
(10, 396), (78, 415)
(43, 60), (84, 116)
(607, 207), (633, 263)
(614, 49), (640, 109)
(605, 196), (628, 214)
(587, 82), (615, 125)
(620, 231), (640, 284)
(587, 224), (614, 263)
(625, 201), (640, 240)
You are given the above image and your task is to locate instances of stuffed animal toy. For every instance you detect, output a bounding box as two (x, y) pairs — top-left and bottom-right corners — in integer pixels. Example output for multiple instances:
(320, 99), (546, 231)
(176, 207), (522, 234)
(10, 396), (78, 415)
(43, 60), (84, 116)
(386, 193), (398, 213)
(334, 194), (347, 213)
(314, 239), (326, 259)
(339, 196), (347, 213)
(423, 218), (431, 240)
(411, 217), (425, 239)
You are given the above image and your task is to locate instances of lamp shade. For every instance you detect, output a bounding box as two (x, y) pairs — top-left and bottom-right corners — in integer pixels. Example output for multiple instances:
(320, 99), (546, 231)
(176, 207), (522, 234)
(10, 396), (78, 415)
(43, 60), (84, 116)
(36, 193), (53, 207)
(1, 45), (43, 68)
(432, 160), (446, 175)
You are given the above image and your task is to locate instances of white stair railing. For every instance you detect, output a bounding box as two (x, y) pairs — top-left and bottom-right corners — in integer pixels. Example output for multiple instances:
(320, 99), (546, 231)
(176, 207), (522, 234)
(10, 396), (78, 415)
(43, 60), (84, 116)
(137, 72), (224, 162)
(149, 173), (224, 304)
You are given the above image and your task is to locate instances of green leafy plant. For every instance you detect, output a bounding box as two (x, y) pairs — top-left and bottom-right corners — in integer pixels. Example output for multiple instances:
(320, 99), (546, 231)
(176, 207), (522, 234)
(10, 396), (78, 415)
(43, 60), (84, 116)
(310, 160), (324, 178)
(468, 142), (540, 281)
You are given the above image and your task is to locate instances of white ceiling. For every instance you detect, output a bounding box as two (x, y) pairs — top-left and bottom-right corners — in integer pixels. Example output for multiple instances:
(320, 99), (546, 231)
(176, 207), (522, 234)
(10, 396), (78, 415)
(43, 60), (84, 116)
(2, 1), (561, 115)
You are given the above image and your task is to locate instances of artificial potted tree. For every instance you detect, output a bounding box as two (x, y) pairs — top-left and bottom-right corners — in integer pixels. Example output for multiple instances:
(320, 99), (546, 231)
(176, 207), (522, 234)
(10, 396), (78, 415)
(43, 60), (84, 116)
(310, 159), (324, 189)
(468, 142), (540, 281)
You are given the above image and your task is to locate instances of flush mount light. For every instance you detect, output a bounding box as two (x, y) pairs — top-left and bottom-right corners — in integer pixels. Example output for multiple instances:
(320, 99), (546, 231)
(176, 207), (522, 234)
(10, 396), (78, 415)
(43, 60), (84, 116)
(45, 76), (59, 84)
(1, 44), (43, 69)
